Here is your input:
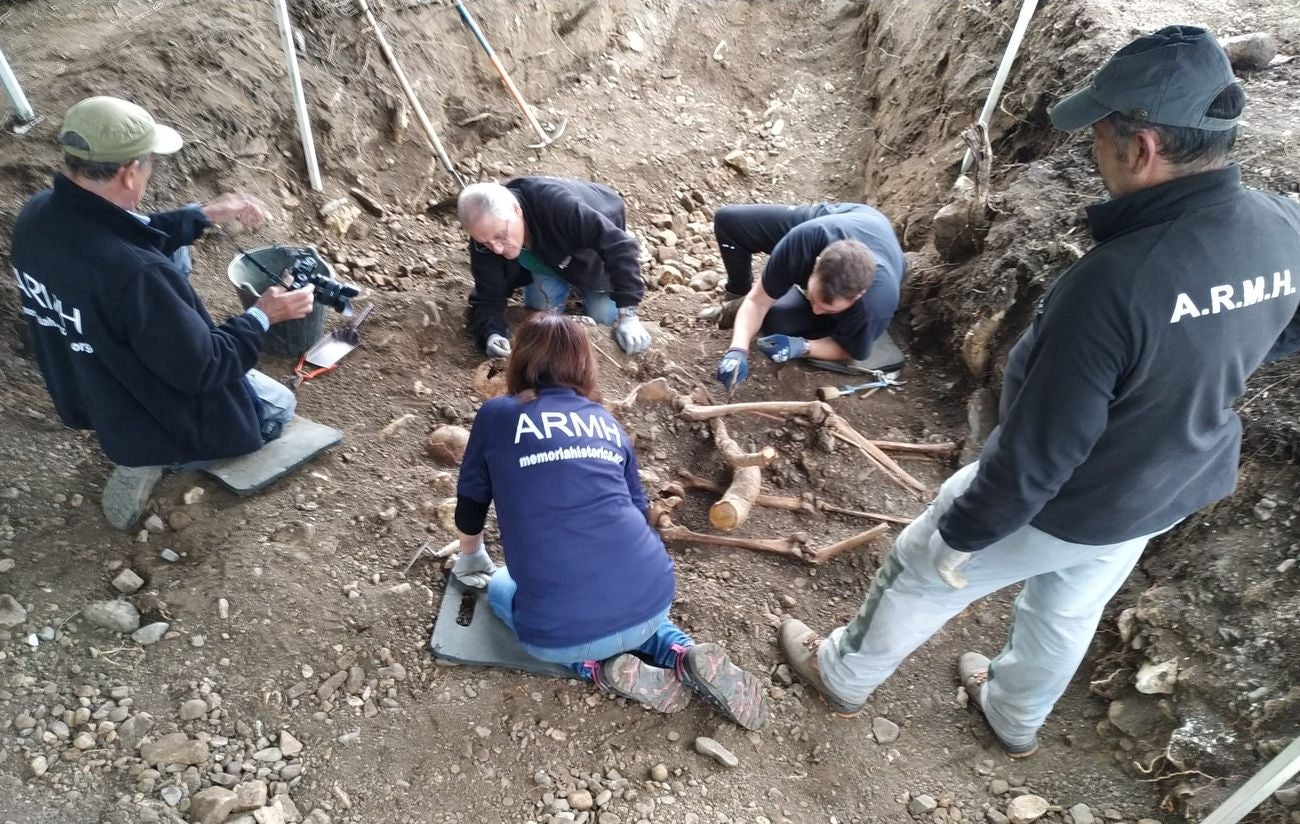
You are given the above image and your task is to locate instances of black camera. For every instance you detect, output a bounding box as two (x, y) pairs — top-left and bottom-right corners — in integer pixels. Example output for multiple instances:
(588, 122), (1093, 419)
(281, 251), (360, 316)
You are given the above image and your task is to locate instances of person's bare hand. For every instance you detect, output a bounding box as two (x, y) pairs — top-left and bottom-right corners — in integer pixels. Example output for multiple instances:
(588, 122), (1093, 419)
(202, 193), (268, 231)
(254, 285), (315, 325)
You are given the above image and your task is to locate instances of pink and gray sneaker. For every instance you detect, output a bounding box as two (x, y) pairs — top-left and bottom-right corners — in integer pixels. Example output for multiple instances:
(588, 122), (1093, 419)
(595, 654), (693, 714)
(675, 642), (770, 730)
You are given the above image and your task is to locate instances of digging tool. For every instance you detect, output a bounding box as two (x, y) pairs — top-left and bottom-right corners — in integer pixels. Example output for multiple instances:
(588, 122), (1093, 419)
(960, 0), (1040, 174)
(817, 370), (904, 401)
(292, 304), (373, 387)
(273, 0), (323, 191)
(0, 42), (39, 134)
(356, 0), (466, 189)
(1199, 736), (1300, 824)
(452, 1), (568, 149)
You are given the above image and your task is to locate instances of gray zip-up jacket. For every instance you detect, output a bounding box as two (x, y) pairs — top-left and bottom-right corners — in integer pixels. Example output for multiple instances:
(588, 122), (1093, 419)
(939, 166), (1300, 552)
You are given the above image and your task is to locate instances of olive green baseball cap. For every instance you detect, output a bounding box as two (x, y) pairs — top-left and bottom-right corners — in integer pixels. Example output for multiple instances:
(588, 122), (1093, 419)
(59, 96), (183, 163)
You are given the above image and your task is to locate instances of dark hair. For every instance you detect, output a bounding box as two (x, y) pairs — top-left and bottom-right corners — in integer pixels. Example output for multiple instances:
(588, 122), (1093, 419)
(61, 132), (150, 181)
(813, 239), (876, 301)
(506, 313), (601, 402)
(1107, 83), (1245, 167)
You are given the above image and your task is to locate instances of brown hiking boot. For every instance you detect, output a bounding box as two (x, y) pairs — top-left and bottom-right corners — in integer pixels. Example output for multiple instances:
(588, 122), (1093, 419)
(715, 292), (746, 330)
(676, 642), (770, 730)
(958, 652), (1039, 758)
(777, 619), (867, 717)
(597, 654), (692, 714)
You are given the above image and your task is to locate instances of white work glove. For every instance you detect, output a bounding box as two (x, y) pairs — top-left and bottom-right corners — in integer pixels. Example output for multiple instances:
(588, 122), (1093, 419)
(485, 334), (511, 358)
(452, 540), (497, 590)
(613, 307), (652, 355)
(932, 530), (973, 589)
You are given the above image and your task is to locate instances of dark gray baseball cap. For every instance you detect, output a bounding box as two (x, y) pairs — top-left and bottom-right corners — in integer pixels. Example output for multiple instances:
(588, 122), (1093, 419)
(1050, 25), (1242, 132)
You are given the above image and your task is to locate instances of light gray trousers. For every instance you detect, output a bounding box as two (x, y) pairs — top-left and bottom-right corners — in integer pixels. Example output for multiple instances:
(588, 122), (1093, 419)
(818, 462), (1166, 749)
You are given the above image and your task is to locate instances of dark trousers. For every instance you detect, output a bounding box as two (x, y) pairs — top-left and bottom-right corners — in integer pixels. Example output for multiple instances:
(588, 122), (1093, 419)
(762, 287), (836, 340)
(713, 204), (806, 295)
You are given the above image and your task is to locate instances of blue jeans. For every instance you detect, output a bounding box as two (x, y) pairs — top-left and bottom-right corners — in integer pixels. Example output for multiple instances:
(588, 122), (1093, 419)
(486, 567), (692, 678)
(523, 270), (618, 326)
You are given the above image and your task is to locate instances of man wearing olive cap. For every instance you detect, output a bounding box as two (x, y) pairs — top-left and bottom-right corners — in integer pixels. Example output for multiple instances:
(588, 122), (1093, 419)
(779, 26), (1300, 755)
(10, 96), (316, 529)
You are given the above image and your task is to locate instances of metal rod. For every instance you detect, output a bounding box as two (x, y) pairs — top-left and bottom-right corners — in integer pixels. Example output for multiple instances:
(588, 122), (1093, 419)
(453, 1), (565, 148)
(272, 0), (323, 192)
(0, 42), (38, 126)
(1199, 737), (1300, 824)
(357, 0), (466, 189)
(960, 0), (1040, 174)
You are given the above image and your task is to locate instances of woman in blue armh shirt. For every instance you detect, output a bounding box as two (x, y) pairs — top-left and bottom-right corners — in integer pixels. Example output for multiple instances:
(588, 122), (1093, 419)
(452, 313), (768, 729)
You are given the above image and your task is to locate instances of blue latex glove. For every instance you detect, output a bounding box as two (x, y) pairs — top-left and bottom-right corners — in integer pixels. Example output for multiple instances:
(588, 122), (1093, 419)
(715, 347), (750, 390)
(755, 334), (808, 363)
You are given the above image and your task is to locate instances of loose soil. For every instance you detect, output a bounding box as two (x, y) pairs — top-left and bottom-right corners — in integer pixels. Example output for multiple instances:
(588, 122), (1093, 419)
(0, 2), (1297, 824)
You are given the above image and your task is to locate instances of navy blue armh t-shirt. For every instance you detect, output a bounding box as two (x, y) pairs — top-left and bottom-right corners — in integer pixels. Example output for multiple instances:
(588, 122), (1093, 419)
(456, 386), (676, 648)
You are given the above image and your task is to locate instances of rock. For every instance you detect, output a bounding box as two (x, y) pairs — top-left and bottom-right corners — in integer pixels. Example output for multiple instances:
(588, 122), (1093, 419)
(132, 622), (170, 645)
(140, 732), (209, 766)
(1107, 697), (1164, 738)
(254, 804), (287, 824)
(425, 425), (470, 465)
(986, 811), (1010, 824)
(279, 731), (303, 757)
(160, 785), (183, 806)
(568, 790), (594, 811)
(0, 558), (13, 573)
(119, 713), (155, 749)
(182, 486), (205, 505)
(723, 150), (750, 175)
(872, 716), (900, 744)
(649, 763), (669, 782)
(191, 786), (238, 824)
(234, 780), (269, 812)
(167, 510), (191, 531)
(111, 569), (145, 594)
(73, 731), (95, 749)
(30, 755), (48, 777)
(160, 548), (181, 562)
(1135, 659), (1179, 694)
(657, 229), (679, 247)
(0, 593), (27, 627)
(988, 779), (1010, 796)
(143, 513), (166, 534)
(377, 663), (407, 681)
(1006, 794), (1049, 824)
(688, 271), (719, 292)
(1069, 803), (1096, 824)
(909, 795), (938, 816)
(693, 736), (738, 768)
(83, 600), (140, 633)
(254, 747), (282, 762)
(1221, 33), (1278, 71)
(623, 31), (645, 53)
(317, 671), (348, 701)
(1274, 784), (1300, 808)
(304, 812), (331, 824)
(179, 698), (208, 721)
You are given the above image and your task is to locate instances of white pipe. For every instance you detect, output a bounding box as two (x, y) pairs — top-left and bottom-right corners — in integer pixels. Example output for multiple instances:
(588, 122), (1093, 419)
(960, 0), (1040, 174)
(1200, 737), (1300, 824)
(272, 0), (323, 192)
(0, 43), (38, 125)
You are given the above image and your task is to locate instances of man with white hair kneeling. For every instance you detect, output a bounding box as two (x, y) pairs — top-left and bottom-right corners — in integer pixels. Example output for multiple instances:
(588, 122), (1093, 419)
(456, 177), (652, 356)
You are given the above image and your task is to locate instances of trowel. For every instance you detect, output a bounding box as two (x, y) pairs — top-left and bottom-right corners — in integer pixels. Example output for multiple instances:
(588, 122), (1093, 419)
(293, 304), (373, 387)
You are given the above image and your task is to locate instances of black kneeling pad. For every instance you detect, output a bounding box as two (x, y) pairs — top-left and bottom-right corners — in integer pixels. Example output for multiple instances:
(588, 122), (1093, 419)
(429, 578), (573, 678)
(202, 415), (343, 496)
(807, 329), (906, 375)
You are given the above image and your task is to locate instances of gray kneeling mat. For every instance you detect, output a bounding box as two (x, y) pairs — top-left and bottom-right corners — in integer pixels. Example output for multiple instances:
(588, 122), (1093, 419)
(429, 578), (573, 678)
(202, 415), (343, 496)
(807, 329), (906, 375)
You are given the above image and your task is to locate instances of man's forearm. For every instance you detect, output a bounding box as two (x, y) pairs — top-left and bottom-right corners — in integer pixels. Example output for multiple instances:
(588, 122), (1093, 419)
(805, 337), (851, 361)
(729, 297), (769, 350)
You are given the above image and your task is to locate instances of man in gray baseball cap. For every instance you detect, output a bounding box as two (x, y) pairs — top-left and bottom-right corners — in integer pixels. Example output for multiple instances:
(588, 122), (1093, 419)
(10, 96), (317, 529)
(779, 25), (1300, 758)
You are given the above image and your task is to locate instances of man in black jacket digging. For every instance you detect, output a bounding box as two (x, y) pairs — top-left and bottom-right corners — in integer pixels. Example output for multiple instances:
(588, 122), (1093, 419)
(10, 96), (315, 530)
(777, 26), (1300, 756)
(456, 177), (652, 356)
